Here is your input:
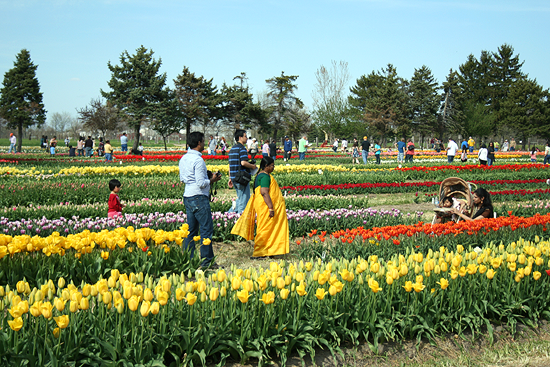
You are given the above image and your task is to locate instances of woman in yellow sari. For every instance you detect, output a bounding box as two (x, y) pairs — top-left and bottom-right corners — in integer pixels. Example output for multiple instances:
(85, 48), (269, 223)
(231, 157), (289, 258)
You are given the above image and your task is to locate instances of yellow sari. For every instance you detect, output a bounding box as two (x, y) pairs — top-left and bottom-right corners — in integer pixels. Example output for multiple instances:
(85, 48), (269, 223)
(231, 173), (289, 257)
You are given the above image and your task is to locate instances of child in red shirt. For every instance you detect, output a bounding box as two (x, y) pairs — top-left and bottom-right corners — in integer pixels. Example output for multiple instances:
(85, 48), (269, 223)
(108, 179), (125, 218)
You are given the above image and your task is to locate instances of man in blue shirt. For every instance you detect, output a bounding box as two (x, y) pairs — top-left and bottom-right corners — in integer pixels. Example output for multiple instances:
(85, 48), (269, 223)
(461, 139), (468, 151)
(283, 136), (292, 161)
(396, 138), (406, 163)
(179, 131), (222, 268)
(228, 129), (257, 213)
(120, 133), (128, 152)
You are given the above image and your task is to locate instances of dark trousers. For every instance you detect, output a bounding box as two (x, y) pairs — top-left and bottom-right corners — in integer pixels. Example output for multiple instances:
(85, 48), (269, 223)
(183, 195), (215, 267)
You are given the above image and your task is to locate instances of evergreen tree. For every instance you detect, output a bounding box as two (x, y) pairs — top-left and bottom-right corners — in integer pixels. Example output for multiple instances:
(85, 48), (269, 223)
(0, 49), (46, 152)
(265, 72), (304, 141)
(489, 44), (526, 120)
(101, 46), (167, 151)
(439, 69), (463, 138)
(501, 79), (550, 147)
(173, 67), (218, 144)
(149, 88), (184, 151)
(219, 73), (265, 131)
(409, 65), (439, 146)
(348, 64), (409, 142)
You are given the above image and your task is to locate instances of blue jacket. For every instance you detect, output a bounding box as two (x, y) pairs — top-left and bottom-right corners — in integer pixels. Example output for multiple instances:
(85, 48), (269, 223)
(284, 140), (292, 152)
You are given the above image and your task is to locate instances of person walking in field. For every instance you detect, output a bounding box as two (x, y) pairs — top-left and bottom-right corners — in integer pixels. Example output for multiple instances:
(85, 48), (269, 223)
(8, 133), (16, 153)
(108, 179), (125, 218)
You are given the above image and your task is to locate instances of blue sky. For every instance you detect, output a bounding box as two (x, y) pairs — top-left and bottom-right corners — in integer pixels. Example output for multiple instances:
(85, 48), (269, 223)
(1, 0), (549, 123)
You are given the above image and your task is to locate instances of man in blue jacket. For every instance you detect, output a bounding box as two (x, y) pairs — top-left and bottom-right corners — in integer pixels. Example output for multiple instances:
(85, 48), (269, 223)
(283, 136), (292, 161)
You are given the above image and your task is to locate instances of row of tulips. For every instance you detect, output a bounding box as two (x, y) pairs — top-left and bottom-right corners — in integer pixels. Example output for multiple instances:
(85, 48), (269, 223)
(0, 194), (370, 221)
(296, 212), (550, 261)
(1, 237), (550, 366)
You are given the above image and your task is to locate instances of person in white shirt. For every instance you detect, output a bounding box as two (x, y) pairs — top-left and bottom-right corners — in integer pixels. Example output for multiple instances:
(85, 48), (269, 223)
(8, 133), (16, 153)
(446, 138), (459, 163)
(341, 138), (348, 152)
(478, 143), (488, 165)
(332, 138), (338, 153)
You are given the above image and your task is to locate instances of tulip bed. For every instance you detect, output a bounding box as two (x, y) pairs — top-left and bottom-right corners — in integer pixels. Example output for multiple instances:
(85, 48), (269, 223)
(2, 150), (550, 366)
(1, 236), (550, 366)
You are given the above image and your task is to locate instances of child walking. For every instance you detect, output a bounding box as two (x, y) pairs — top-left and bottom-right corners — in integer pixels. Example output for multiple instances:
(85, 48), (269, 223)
(108, 179), (125, 218)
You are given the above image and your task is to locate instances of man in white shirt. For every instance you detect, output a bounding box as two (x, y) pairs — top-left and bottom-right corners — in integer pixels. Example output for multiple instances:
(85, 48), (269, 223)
(341, 138), (348, 152)
(179, 131), (222, 269)
(446, 138), (459, 163)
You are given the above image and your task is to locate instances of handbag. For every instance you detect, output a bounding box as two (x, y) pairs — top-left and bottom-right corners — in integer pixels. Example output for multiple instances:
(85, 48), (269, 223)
(234, 169), (251, 185)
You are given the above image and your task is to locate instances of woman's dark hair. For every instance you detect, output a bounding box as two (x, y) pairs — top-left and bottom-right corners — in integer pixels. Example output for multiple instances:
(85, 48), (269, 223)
(489, 142), (494, 146)
(109, 179), (122, 191)
(481, 143), (487, 149)
(473, 187), (493, 210)
(531, 146), (537, 153)
(259, 157), (274, 172)
(188, 132), (204, 149)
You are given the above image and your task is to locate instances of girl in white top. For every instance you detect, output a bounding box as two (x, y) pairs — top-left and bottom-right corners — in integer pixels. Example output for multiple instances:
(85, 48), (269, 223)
(478, 143), (488, 165)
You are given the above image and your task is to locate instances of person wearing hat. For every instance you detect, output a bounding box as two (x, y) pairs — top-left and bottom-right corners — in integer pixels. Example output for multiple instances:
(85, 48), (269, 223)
(283, 136), (292, 161)
(361, 136), (371, 164)
(8, 133), (16, 154)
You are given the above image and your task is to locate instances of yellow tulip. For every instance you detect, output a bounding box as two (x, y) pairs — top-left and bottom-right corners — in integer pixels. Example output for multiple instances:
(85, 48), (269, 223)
(17, 300), (29, 314)
(53, 327), (61, 339)
(197, 281), (207, 293)
(144, 288), (154, 302)
(261, 291), (275, 305)
(54, 315), (70, 329)
(450, 269), (458, 280)
(437, 278), (449, 290)
(403, 281), (413, 292)
(193, 235), (201, 242)
(41, 302), (54, 319)
(202, 238), (211, 246)
(237, 289), (250, 303)
(486, 269), (496, 279)
(69, 300), (79, 313)
(101, 251), (109, 260)
(305, 262), (313, 271)
(186, 293), (197, 306)
(58, 277), (66, 289)
(479, 265), (487, 274)
(150, 302), (160, 315)
(491, 257), (502, 268)
(243, 279), (254, 292)
(296, 283), (307, 296)
(328, 285), (337, 296)
(128, 295), (140, 311)
(412, 282), (426, 293)
(315, 288), (327, 300)
(217, 269), (227, 282)
(80, 298), (89, 310)
(466, 264), (478, 275)
(140, 301), (150, 316)
(157, 291), (169, 306)
(280, 288), (290, 300)
(8, 306), (23, 318)
(231, 277), (241, 291)
(209, 287), (219, 302)
(8, 317), (23, 331)
(533, 271), (542, 280)
(176, 288), (185, 301)
(524, 266), (532, 276)
(458, 267), (467, 277)
(508, 262), (517, 272)
(30, 301), (42, 317)
(368, 279), (382, 293)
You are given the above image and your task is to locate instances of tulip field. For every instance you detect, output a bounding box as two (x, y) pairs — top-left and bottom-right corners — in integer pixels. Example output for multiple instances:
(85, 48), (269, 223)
(1, 147), (550, 366)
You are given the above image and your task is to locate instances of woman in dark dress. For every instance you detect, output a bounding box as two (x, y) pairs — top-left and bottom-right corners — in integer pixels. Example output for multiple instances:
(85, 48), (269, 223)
(451, 188), (494, 221)
(487, 142), (495, 166)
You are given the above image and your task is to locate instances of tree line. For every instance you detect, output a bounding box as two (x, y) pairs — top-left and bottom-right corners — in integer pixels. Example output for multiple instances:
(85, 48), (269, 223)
(1, 44), (548, 153)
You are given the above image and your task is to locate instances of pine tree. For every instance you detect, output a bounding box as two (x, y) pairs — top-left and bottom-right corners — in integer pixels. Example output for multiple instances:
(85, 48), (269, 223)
(439, 69), (463, 138)
(265, 72), (304, 141)
(173, 67), (218, 144)
(348, 64), (409, 142)
(489, 44), (526, 119)
(0, 49), (46, 152)
(101, 46), (167, 151)
(409, 65), (439, 145)
(501, 79), (550, 147)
